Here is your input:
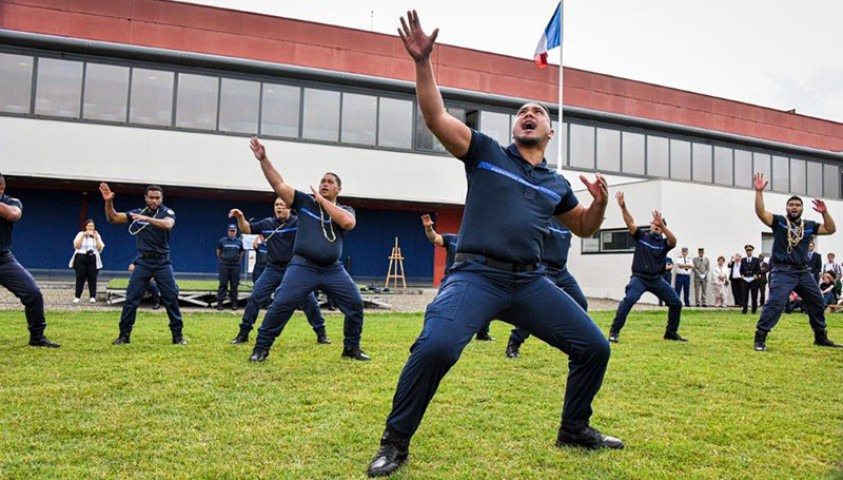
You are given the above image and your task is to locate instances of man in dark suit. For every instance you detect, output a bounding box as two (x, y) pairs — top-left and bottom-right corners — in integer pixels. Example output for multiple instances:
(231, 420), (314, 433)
(807, 241), (822, 283)
(740, 244), (762, 314)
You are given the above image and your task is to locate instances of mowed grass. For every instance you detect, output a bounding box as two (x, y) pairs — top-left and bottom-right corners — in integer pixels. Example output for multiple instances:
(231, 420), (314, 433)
(0, 308), (841, 479)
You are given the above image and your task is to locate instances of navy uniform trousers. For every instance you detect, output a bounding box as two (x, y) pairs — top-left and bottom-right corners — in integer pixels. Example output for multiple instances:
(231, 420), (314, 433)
(217, 262), (240, 306)
(385, 261), (610, 439)
(255, 256), (363, 350)
(509, 268), (588, 345)
(238, 263), (326, 335)
(120, 256), (183, 336)
(610, 275), (682, 335)
(757, 265), (828, 333)
(0, 253), (46, 336)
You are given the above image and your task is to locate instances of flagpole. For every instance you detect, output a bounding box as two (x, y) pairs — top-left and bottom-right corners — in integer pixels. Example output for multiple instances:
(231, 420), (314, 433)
(556, 0), (564, 174)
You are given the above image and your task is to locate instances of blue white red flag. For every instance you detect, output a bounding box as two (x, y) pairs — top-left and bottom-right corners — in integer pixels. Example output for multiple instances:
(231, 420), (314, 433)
(534, 1), (562, 68)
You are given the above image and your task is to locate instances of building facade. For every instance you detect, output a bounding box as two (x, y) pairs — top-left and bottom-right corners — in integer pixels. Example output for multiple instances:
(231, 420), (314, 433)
(1, 0), (841, 298)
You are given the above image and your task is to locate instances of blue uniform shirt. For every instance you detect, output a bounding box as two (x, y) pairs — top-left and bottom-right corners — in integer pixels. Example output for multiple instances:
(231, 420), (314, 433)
(0, 195), (22, 252)
(249, 215), (298, 265)
(542, 218), (572, 269)
(291, 190), (354, 265)
(630, 229), (674, 278)
(127, 205), (175, 254)
(456, 130), (579, 265)
(217, 236), (243, 264)
(769, 214), (820, 266)
(440, 233), (458, 271)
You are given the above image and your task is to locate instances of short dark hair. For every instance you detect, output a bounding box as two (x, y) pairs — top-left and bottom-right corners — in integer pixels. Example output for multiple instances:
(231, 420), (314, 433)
(82, 218), (95, 230)
(145, 185), (163, 195)
(324, 172), (342, 187)
(786, 195), (803, 205)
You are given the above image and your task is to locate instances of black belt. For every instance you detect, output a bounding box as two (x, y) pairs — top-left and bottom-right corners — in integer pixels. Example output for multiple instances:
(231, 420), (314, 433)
(455, 253), (539, 272)
(541, 260), (564, 270)
(269, 260), (290, 268)
(139, 251), (167, 259)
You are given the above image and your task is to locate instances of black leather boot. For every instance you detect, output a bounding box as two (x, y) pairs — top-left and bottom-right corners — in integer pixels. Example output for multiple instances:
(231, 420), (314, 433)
(754, 330), (767, 351)
(367, 428), (410, 477)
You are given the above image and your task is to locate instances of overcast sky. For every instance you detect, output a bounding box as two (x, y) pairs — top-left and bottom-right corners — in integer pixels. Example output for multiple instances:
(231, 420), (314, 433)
(178, 0), (843, 124)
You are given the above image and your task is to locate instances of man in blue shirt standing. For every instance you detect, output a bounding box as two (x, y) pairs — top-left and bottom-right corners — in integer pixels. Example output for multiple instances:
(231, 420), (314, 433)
(367, 12), (620, 478)
(751, 173), (841, 351)
(247, 138), (367, 362)
(505, 217), (587, 358)
(216, 224), (244, 311)
(0, 174), (59, 348)
(228, 198), (330, 346)
(100, 183), (185, 345)
(608, 192), (685, 344)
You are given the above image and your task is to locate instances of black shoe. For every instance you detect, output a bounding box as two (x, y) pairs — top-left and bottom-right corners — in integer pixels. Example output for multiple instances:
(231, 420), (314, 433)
(112, 335), (131, 345)
(342, 346), (371, 361)
(28, 336), (60, 348)
(250, 348), (270, 362)
(814, 330), (843, 348)
(741, 308), (748, 314)
(367, 430), (410, 478)
(556, 424), (624, 450)
(754, 330), (767, 351)
(505, 341), (521, 358)
(230, 333), (249, 345)
(608, 332), (619, 344)
(751, 308), (757, 314)
(317, 335), (333, 345)
(663, 332), (688, 342)
(152, 302), (161, 310)
(172, 335), (188, 345)
(215, 304), (224, 311)
(231, 305), (237, 311)
(475, 333), (494, 341)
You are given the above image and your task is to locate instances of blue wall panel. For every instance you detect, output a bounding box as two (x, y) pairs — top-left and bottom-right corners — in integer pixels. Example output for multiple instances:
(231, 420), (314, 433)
(9, 187), (433, 283)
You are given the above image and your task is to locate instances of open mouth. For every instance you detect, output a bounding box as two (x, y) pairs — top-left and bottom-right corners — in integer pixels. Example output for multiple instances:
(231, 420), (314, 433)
(523, 120), (536, 132)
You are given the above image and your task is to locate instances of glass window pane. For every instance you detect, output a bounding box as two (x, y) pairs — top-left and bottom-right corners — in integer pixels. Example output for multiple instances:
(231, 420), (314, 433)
(824, 164), (840, 199)
(378, 97), (412, 149)
(772, 155), (789, 192)
(218, 78), (259, 134)
(670, 139), (691, 180)
(0, 53), (33, 114)
(545, 120), (567, 168)
(807, 161), (823, 197)
(789, 158), (806, 194)
(714, 146), (733, 186)
(176, 73), (218, 130)
(303, 88), (340, 142)
(415, 106), (465, 153)
(35, 58), (83, 118)
(734, 150), (753, 187)
(596, 128), (620, 173)
(340, 93), (376, 145)
(130, 68), (174, 126)
(647, 136), (669, 178)
(261, 83), (299, 138)
(692, 143), (713, 183)
(82, 63), (129, 122)
(753, 153), (772, 191)
(480, 111), (510, 146)
(569, 124), (595, 169)
(622, 131), (645, 175)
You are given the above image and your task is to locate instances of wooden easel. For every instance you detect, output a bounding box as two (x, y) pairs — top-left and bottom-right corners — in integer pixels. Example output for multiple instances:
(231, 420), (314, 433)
(384, 236), (407, 289)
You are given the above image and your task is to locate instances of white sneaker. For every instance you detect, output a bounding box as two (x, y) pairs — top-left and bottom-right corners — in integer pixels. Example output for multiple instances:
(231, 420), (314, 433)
(89, 297), (97, 304)
(72, 298), (80, 304)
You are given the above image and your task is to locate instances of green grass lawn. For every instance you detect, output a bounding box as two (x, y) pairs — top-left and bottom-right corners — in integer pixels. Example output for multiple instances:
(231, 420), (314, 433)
(0, 309), (841, 479)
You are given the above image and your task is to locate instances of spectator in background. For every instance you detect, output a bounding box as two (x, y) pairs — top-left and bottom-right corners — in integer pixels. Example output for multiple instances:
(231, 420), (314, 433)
(692, 247), (710, 307)
(728, 253), (743, 308)
(822, 252), (841, 280)
(820, 272), (838, 307)
(757, 254), (769, 306)
(808, 241), (822, 283)
(712, 255), (729, 307)
(70, 218), (104, 304)
(740, 245), (762, 315)
(216, 224), (244, 311)
(674, 247), (692, 307)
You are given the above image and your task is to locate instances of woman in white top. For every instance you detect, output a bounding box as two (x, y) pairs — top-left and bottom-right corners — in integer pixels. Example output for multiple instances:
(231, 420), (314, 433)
(70, 219), (104, 303)
(712, 255), (729, 307)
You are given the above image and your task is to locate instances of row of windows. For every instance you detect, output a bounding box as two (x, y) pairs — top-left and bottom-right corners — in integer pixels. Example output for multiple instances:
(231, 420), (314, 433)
(1, 50), (840, 198)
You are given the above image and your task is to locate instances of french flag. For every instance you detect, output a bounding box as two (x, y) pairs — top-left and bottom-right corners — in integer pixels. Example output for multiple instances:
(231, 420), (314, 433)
(534, 1), (562, 69)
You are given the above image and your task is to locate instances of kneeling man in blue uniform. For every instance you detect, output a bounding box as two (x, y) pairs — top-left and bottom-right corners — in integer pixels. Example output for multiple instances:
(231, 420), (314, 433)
(608, 192), (685, 343)
(367, 11), (621, 478)
(752, 173), (841, 351)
